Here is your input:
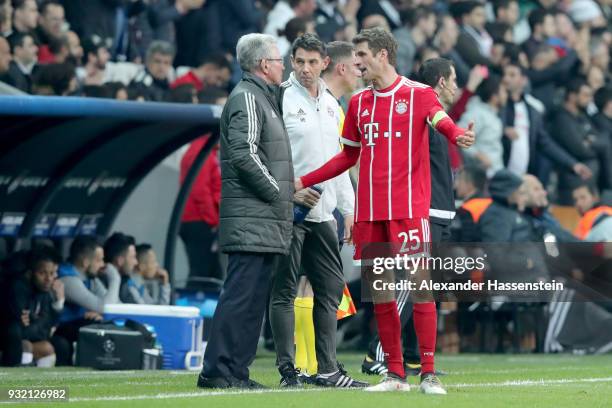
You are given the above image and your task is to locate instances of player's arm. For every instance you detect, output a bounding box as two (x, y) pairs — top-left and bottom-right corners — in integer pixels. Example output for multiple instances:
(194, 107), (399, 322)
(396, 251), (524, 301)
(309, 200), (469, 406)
(298, 96), (362, 189)
(424, 88), (475, 148)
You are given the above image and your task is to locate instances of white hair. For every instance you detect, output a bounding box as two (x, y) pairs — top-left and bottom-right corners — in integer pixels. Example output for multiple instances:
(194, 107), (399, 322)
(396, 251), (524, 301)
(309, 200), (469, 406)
(236, 33), (278, 73)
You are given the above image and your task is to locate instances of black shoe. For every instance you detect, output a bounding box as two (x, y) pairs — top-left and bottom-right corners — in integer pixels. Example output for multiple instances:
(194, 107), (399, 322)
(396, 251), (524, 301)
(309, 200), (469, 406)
(231, 378), (268, 389)
(361, 356), (388, 376)
(278, 363), (303, 388)
(298, 372), (317, 385)
(196, 373), (233, 389)
(315, 362), (369, 388)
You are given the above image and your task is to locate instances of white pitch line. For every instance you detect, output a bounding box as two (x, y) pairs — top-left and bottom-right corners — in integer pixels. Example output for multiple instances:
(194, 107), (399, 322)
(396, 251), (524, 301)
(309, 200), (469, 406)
(64, 377), (612, 403)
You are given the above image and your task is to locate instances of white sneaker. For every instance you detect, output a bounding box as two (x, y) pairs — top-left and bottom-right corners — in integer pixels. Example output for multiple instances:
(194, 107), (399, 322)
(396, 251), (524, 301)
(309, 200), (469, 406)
(419, 373), (447, 395)
(364, 374), (410, 392)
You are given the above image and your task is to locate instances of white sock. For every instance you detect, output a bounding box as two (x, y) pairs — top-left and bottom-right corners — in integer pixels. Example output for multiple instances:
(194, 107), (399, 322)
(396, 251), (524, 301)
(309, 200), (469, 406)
(36, 354), (56, 368)
(21, 352), (33, 365)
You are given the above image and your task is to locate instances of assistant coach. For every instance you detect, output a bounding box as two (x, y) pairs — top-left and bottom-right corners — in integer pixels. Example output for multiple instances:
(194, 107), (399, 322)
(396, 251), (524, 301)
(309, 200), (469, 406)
(197, 33), (294, 389)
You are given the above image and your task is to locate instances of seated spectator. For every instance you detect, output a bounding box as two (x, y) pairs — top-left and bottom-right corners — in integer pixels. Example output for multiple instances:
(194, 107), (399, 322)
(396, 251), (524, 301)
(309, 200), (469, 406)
(491, 0), (528, 44)
(198, 86), (228, 106)
(1, 246), (64, 367)
(356, 0), (401, 31)
(30, 62), (76, 95)
(65, 31), (82, 67)
(485, 22), (512, 44)
(35, 1), (65, 63)
(2, 32), (38, 93)
(453, 0), (493, 67)
(552, 79), (612, 204)
(0, 0), (11, 36)
(130, 40), (175, 101)
(10, 0), (38, 38)
(452, 164), (490, 243)
(171, 53), (231, 92)
(459, 75), (506, 176)
(46, 34), (70, 64)
(166, 83), (198, 104)
(501, 60), (592, 184)
(433, 14), (470, 87)
(128, 243), (170, 305)
(105, 81), (128, 100)
(264, 0), (317, 57)
(0, 35), (11, 77)
(81, 84), (112, 99)
(55, 236), (116, 364)
(572, 184), (612, 241)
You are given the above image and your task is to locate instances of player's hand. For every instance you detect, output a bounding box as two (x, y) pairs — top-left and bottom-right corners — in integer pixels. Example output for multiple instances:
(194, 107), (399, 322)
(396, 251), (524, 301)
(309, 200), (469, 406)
(52, 279), (65, 301)
(294, 188), (321, 208)
(294, 178), (304, 192)
(84, 311), (103, 321)
(456, 121), (475, 148)
(343, 215), (354, 245)
(573, 163), (593, 180)
(21, 310), (30, 327)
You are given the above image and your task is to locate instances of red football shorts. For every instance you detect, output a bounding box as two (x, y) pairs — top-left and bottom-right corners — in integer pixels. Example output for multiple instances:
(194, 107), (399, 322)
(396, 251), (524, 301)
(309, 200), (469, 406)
(353, 218), (431, 260)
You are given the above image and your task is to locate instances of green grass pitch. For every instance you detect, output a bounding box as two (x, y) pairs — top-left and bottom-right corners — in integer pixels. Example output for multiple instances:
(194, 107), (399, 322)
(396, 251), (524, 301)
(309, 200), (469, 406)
(2, 352), (612, 407)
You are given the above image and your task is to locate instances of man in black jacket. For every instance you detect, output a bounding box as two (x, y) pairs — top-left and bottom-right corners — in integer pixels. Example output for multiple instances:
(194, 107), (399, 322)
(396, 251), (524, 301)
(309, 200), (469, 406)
(501, 60), (592, 184)
(197, 33), (294, 390)
(1, 246), (64, 367)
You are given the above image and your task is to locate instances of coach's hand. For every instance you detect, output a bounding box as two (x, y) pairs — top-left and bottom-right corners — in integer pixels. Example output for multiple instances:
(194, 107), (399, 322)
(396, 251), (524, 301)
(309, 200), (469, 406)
(294, 178), (304, 191)
(457, 121), (475, 148)
(294, 187), (321, 208)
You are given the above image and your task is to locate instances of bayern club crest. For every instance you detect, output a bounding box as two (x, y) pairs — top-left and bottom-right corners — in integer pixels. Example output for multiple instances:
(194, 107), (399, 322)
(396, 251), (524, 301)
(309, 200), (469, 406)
(395, 100), (408, 114)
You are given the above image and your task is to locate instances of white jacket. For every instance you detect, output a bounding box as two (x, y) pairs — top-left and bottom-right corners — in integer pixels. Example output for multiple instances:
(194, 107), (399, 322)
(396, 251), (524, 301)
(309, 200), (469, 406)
(282, 73), (355, 223)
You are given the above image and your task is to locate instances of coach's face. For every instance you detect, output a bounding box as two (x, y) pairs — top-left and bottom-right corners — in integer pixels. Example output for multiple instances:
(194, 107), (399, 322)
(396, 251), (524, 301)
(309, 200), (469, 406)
(292, 47), (326, 90)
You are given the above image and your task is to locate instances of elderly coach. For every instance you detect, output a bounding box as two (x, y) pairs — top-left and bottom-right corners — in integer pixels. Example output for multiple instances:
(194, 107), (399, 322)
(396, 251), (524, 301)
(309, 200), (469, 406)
(197, 33), (294, 389)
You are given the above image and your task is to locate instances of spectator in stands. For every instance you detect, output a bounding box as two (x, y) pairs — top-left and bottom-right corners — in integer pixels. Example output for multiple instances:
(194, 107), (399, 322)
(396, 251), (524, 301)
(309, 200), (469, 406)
(434, 15), (470, 87)
(553, 79), (612, 204)
(486, 22), (512, 44)
(77, 36), (140, 85)
(593, 86), (612, 137)
(361, 13), (391, 31)
(459, 75), (507, 176)
(501, 60), (592, 184)
(394, 6), (436, 77)
(31, 62), (76, 95)
(219, 0), (265, 55)
(314, 0), (358, 43)
(0, 0), (12, 36)
(35, 1), (65, 63)
(452, 164), (490, 243)
(572, 183), (612, 241)
(356, 0), (402, 31)
(130, 40), (174, 101)
(10, 0), (38, 38)
(491, 0), (528, 44)
(166, 82), (197, 103)
(121, 244), (170, 305)
(174, 0), (222, 67)
(105, 81), (128, 100)
(522, 174), (580, 243)
(55, 236), (116, 365)
(171, 53), (231, 92)
(2, 32), (37, 92)
(264, 0), (317, 56)
(523, 8), (556, 60)
(46, 34), (69, 64)
(0, 35), (10, 75)
(1, 246), (63, 367)
(65, 31), (82, 66)
(454, 0), (493, 67)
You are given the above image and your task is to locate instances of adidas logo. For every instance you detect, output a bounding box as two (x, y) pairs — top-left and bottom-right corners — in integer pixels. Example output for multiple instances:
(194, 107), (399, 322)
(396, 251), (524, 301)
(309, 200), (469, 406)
(297, 108), (306, 115)
(361, 109), (370, 117)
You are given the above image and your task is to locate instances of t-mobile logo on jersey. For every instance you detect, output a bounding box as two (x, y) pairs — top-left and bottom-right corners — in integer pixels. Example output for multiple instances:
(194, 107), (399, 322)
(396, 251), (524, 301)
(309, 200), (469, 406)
(364, 122), (402, 146)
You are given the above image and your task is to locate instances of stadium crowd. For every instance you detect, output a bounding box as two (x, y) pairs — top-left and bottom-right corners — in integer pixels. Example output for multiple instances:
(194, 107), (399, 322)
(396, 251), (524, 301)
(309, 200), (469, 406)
(0, 0), (611, 380)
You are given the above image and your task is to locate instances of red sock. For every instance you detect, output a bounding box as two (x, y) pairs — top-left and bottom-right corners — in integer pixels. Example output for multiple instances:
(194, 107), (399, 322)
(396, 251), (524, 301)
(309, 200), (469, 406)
(413, 302), (437, 374)
(373, 301), (404, 378)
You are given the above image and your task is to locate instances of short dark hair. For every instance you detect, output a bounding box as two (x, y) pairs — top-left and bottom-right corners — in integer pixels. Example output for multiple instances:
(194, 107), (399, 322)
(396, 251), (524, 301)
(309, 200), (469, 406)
(198, 86), (228, 104)
(27, 245), (61, 273)
(461, 164), (487, 192)
(196, 52), (231, 71)
(105, 81), (128, 99)
(48, 34), (69, 55)
(353, 27), (398, 67)
(39, 0), (62, 15)
(12, 0), (31, 10)
(407, 6), (435, 27)
(528, 8), (552, 32)
(486, 22), (512, 43)
(282, 17), (311, 44)
(31, 62), (76, 95)
(82, 84), (112, 99)
(165, 83), (196, 103)
(69, 236), (100, 264)
(504, 58), (527, 76)
(323, 41), (354, 74)
(476, 75), (503, 103)
(8, 32), (32, 53)
(418, 57), (453, 88)
(492, 0), (517, 17)
(103, 232), (132, 264)
(291, 33), (326, 58)
(573, 182), (598, 196)
(594, 86), (612, 111)
(135, 243), (153, 261)
(82, 35), (110, 60)
(565, 78), (588, 101)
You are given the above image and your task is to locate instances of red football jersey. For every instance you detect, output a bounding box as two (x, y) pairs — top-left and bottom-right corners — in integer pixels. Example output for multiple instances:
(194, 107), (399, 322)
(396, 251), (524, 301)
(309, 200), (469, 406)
(340, 76), (461, 222)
